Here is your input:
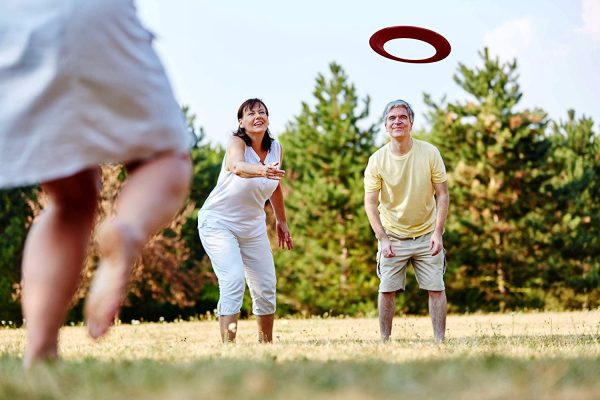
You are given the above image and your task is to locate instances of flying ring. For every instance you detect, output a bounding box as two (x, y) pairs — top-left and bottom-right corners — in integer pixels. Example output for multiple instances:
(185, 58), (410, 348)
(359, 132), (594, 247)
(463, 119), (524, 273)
(369, 26), (451, 63)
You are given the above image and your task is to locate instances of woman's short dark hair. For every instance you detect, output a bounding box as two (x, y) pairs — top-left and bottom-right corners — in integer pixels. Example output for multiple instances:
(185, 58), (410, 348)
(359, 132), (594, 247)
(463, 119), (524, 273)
(234, 98), (273, 152)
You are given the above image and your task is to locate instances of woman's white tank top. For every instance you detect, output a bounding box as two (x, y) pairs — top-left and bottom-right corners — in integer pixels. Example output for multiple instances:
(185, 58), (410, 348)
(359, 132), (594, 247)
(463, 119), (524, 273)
(198, 140), (281, 238)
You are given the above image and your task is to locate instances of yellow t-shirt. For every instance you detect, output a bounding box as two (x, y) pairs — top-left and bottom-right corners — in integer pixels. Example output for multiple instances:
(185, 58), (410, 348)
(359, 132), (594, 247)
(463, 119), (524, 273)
(364, 139), (447, 237)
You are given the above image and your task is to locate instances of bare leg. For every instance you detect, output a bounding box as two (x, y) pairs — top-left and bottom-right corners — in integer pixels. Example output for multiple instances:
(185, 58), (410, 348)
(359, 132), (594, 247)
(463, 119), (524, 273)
(428, 290), (447, 342)
(256, 314), (274, 343)
(21, 169), (100, 368)
(219, 313), (240, 343)
(378, 291), (397, 342)
(85, 152), (192, 338)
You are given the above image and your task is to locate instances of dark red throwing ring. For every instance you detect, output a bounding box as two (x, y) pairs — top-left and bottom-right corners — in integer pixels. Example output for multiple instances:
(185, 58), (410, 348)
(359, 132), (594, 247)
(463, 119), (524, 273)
(369, 26), (451, 63)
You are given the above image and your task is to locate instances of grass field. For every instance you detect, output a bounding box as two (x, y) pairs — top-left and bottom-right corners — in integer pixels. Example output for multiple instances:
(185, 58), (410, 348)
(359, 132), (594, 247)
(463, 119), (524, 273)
(1, 311), (599, 399)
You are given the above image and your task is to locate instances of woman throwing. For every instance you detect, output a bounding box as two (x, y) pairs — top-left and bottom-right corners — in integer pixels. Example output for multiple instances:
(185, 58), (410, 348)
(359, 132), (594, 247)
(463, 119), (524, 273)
(198, 98), (293, 343)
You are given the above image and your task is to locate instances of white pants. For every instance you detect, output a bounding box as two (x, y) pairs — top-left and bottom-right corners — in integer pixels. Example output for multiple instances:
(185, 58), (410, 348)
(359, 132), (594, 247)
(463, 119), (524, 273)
(198, 222), (276, 316)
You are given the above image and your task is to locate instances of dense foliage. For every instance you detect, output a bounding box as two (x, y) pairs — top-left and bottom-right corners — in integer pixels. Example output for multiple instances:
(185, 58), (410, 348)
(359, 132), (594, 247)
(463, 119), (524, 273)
(423, 49), (598, 312)
(276, 63), (379, 316)
(0, 186), (39, 321)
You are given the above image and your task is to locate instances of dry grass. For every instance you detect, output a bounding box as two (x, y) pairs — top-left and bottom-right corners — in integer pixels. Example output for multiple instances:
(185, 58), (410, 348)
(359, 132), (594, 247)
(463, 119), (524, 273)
(0, 311), (599, 399)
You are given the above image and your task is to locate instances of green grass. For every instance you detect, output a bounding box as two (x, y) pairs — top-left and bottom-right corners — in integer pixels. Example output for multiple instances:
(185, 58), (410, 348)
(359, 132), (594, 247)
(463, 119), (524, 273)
(1, 311), (599, 399)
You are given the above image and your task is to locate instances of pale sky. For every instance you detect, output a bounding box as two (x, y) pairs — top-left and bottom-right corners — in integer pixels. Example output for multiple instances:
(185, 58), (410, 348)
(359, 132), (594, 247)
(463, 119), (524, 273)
(137, 0), (600, 147)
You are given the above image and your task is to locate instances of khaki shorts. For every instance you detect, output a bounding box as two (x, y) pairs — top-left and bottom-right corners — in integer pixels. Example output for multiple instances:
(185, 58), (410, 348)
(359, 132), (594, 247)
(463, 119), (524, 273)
(376, 231), (446, 292)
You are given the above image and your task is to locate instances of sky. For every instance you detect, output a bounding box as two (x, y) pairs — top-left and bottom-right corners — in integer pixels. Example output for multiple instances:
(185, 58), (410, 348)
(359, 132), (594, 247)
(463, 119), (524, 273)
(136, 0), (600, 147)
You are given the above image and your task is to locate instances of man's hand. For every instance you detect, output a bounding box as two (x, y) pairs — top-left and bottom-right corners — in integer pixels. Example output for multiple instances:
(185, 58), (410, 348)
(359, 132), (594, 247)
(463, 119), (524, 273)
(380, 237), (395, 258)
(429, 231), (443, 256)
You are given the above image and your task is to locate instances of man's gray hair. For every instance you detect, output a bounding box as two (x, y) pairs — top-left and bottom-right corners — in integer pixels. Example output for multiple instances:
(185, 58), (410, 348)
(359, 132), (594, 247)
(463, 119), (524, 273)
(383, 99), (414, 123)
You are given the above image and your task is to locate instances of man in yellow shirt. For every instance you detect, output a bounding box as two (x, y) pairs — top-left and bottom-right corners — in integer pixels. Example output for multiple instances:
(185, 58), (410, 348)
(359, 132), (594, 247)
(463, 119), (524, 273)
(364, 99), (449, 342)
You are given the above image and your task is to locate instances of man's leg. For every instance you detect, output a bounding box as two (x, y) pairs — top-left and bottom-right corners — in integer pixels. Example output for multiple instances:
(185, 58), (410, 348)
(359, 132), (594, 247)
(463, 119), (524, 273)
(411, 233), (447, 342)
(428, 290), (447, 342)
(376, 233), (408, 342)
(378, 291), (397, 342)
(22, 169), (100, 368)
(85, 152), (191, 338)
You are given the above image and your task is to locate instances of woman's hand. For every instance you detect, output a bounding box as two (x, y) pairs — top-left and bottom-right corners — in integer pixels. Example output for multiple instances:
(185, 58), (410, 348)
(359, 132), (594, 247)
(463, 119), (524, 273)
(263, 162), (285, 180)
(276, 221), (293, 250)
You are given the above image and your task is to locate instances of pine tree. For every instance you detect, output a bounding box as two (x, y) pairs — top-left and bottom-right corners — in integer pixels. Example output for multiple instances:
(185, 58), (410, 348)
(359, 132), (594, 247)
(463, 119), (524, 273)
(541, 110), (600, 308)
(276, 63), (379, 316)
(424, 49), (551, 311)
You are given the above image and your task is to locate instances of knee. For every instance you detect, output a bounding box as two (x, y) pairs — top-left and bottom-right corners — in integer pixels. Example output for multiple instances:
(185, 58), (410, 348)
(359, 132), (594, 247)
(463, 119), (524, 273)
(428, 290), (445, 298)
(250, 279), (276, 315)
(219, 276), (246, 300)
(218, 276), (245, 314)
(163, 154), (192, 198)
(261, 276), (276, 296)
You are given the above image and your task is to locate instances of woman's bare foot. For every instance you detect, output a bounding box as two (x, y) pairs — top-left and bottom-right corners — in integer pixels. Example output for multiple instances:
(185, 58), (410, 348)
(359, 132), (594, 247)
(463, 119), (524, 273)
(23, 343), (58, 370)
(84, 221), (143, 339)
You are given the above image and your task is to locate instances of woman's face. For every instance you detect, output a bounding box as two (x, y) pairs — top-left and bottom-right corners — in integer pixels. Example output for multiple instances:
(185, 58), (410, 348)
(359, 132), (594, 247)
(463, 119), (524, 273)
(239, 103), (269, 135)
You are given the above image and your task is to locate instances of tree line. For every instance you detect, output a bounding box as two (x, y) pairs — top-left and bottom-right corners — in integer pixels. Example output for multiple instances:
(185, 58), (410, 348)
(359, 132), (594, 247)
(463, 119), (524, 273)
(1, 49), (598, 323)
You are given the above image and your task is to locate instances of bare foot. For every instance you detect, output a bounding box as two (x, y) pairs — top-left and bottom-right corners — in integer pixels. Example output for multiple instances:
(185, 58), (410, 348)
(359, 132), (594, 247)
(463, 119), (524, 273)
(23, 344), (58, 370)
(84, 221), (143, 339)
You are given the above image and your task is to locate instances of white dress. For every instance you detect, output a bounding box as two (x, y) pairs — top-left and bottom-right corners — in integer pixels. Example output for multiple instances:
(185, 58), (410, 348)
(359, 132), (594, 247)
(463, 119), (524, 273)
(0, 0), (192, 188)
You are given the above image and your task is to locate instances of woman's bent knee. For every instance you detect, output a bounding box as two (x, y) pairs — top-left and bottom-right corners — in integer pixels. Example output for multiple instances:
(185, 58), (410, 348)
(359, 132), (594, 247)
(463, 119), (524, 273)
(151, 152), (192, 196)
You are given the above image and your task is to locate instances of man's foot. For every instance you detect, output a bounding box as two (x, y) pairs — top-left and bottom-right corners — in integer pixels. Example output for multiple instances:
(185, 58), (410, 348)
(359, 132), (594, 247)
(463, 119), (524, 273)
(84, 221), (143, 339)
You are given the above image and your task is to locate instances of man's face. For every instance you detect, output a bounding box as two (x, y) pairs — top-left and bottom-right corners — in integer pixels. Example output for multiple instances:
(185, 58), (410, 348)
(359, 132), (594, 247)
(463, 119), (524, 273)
(385, 106), (413, 139)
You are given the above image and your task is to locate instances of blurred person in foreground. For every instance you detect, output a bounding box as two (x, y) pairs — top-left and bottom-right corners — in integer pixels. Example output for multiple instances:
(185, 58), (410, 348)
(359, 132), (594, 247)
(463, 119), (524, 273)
(363, 99), (449, 343)
(0, 0), (193, 367)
